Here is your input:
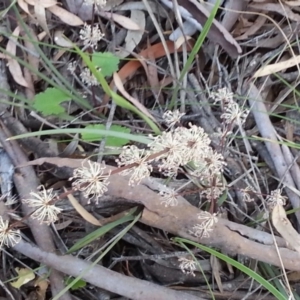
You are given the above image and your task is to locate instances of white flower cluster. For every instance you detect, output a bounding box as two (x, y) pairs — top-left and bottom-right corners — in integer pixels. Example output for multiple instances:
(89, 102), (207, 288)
(80, 23), (104, 49)
(150, 122), (225, 179)
(178, 257), (197, 277)
(266, 189), (287, 209)
(70, 161), (110, 204)
(191, 211), (218, 238)
(163, 110), (185, 129)
(159, 187), (179, 207)
(23, 186), (62, 225)
(116, 111), (226, 194)
(116, 145), (153, 186)
(80, 67), (100, 86)
(212, 87), (249, 127)
(0, 217), (21, 249)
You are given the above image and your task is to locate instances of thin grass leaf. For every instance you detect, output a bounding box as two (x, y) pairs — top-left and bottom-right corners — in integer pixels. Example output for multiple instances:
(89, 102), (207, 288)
(73, 44), (161, 134)
(170, 0), (221, 108)
(173, 237), (287, 300)
(53, 210), (141, 299)
(260, 263), (291, 298)
(67, 208), (138, 254)
(7, 128), (153, 145)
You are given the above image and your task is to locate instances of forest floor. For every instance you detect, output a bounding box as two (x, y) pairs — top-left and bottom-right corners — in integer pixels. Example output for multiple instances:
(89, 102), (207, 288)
(0, 0), (300, 299)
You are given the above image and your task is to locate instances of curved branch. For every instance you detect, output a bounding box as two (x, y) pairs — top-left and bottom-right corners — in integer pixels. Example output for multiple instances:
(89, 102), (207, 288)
(13, 240), (203, 300)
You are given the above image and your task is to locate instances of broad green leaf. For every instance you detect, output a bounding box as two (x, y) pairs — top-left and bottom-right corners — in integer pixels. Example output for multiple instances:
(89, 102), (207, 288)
(81, 124), (130, 146)
(92, 52), (120, 77)
(74, 45), (161, 134)
(33, 88), (70, 116)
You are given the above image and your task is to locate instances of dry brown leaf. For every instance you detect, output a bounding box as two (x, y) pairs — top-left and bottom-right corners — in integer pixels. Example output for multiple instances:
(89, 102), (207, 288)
(98, 11), (142, 30)
(285, 1), (300, 6)
(249, 3), (300, 22)
(34, 2), (50, 36)
(176, 0), (242, 57)
(210, 255), (223, 293)
(37, 31), (47, 41)
(47, 5), (84, 26)
(272, 203), (300, 253)
(6, 27), (29, 88)
(17, 0), (30, 14)
(113, 72), (158, 123)
(174, 35), (193, 49)
(116, 10), (145, 58)
(103, 0), (124, 10)
(222, 0), (247, 31)
(146, 40), (163, 104)
(66, 189), (102, 226)
(102, 40), (194, 110)
(54, 30), (74, 48)
(236, 15), (267, 40)
(17, 157), (85, 169)
(25, 0), (57, 8)
(254, 55), (300, 77)
(35, 278), (48, 300)
(54, 219), (73, 230)
(23, 29), (40, 82)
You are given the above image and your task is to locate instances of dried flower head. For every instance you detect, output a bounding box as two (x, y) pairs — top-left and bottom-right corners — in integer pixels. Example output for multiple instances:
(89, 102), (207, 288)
(178, 257), (197, 277)
(192, 150), (226, 179)
(266, 189), (287, 210)
(191, 211), (218, 238)
(241, 185), (255, 202)
(22, 186), (62, 225)
(200, 183), (225, 202)
(221, 100), (248, 126)
(80, 23), (104, 48)
(211, 87), (248, 127)
(67, 61), (77, 74)
(159, 187), (179, 207)
(70, 160), (110, 204)
(211, 87), (233, 104)
(80, 67), (100, 86)
(0, 217), (21, 249)
(149, 131), (185, 173)
(116, 145), (153, 185)
(178, 124), (212, 163)
(5, 195), (18, 206)
(163, 110), (185, 129)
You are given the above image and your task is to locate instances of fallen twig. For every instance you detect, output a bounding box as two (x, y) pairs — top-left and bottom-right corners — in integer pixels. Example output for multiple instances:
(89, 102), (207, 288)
(247, 82), (300, 227)
(13, 240), (203, 300)
(0, 61), (72, 300)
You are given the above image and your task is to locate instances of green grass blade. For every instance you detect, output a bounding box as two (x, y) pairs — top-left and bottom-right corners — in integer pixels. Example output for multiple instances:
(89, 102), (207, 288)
(170, 0), (221, 108)
(173, 237), (287, 300)
(73, 45), (161, 134)
(52, 210), (141, 299)
(67, 208), (137, 254)
(7, 128), (152, 145)
(10, 5), (91, 109)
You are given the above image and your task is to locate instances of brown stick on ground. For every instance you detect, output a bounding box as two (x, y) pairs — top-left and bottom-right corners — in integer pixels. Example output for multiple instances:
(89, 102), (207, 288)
(19, 157), (300, 270)
(0, 61), (72, 300)
(14, 240), (204, 300)
(247, 82), (300, 228)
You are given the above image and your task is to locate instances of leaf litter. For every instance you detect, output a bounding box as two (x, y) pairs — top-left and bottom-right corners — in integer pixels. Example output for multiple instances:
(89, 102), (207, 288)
(2, 0), (300, 299)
